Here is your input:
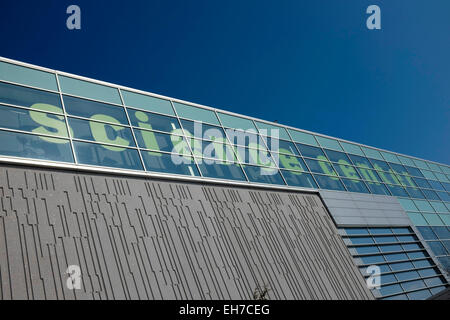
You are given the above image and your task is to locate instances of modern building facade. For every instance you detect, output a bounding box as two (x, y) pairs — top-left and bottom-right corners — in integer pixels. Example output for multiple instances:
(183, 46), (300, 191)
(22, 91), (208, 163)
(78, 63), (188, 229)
(0, 56), (448, 300)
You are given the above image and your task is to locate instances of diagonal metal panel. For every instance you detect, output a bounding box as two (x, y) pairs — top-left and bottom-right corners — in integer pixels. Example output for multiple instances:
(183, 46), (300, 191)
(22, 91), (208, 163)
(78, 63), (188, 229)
(0, 165), (373, 300)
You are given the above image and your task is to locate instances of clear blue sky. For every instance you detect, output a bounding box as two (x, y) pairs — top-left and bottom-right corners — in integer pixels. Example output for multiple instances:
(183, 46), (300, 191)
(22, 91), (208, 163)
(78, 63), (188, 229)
(0, 0), (449, 164)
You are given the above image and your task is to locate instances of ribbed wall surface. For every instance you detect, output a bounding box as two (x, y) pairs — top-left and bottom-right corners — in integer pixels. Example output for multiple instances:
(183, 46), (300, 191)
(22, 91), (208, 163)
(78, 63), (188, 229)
(0, 165), (373, 300)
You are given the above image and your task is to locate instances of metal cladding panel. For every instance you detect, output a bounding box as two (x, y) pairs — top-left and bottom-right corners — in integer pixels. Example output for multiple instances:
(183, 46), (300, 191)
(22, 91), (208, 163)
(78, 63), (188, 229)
(0, 164), (373, 300)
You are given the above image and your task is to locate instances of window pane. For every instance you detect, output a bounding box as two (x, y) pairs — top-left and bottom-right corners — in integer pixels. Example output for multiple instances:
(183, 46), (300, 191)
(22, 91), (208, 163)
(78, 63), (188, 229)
(417, 226), (438, 240)
(422, 189), (440, 201)
(369, 228), (392, 234)
(342, 179), (370, 193)
(360, 255), (385, 264)
(389, 261), (414, 271)
(427, 241), (448, 256)
(413, 159), (429, 170)
(296, 143), (325, 158)
(135, 129), (189, 153)
(357, 167), (382, 183)
(181, 119), (226, 141)
(387, 185), (409, 197)
(142, 151), (199, 176)
(69, 117), (134, 147)
(396, 235), (417, 242)
(398, 199), (418, 211)
(379, 244), (402, 252)
(334, 164), (361, 179)
(196, 159), (246, 181)
(349, 154), (373, 168)
(263, 137), (299, 155)
(413, 177), (432, 189)
(389, 163), (408, 175)
(217, 112), (257, 131)
(431, 226), (450, 238)
(417, 268), (439, 277)
(63, 95), (128, 125)
(437, 191), (450, 202)
(406, 187), (425, 199)
(404, 166), (424, 178)
(313, 174), (346, 191)
(354, 246), (380, 255)
(401, 280), (426, 292)
(384, 253), (408, 262)
(423, 277), (444, 287)
(340, 141), (364, 156)
(395, 270), (420, 281)
(74, 141), (143, 170)
(225, 129), (263, 148)
(0, 82), (62, 111)
(0, 61), (58, 91)
(407, 213), (428, 226)
(397, 155), (415, 167)
(0, 104), (68, 137)
(381, 151), (401, 164)
(305, 159), (337, 176)
(362, 147), (383, 160)
(378, 284), (402, 296)
(391, 227), (410, 234)
(278, 154), (308, 171)
(429, 180), (445, 191)
(243, 165), (285, 185)
(121, 90), (174, 116)
(371, 159), (391, 171)
(129, 109), (180, 133)
(413, 200), (434, 212)
(0, 129), (73, 163)
(347, 237), (374, 244)
(173, 102), (219, 125)
(281, 170), (318, 189)
(235, 147), (276, 167)
(374, 236), (397, 243)
(366, 182), (391, 195)
(427, 162), (441, 172)
(324, 149), (350, 163)
(413, 259), (432, 268)
(254, 121), (290, 140)
(58, 75), (121, 104)
(406, 289), (431, 300)
(422, 213), (444, 226)
(421, 169), (437, 180)
(402, 243), (421, 251)
(315, 136), (343, 151)
(190, 140), (237, 162)
(288, 130), (318, 146)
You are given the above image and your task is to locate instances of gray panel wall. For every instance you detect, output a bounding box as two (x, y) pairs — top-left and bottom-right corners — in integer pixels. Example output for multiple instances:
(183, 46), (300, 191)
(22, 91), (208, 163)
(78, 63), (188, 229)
(0, 165), (373, 300)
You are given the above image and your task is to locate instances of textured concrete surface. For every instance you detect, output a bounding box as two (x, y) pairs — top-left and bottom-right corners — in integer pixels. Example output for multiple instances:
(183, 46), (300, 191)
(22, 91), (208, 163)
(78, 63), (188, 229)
(0, 164), (373, 300)
(319, 190), (411, 226)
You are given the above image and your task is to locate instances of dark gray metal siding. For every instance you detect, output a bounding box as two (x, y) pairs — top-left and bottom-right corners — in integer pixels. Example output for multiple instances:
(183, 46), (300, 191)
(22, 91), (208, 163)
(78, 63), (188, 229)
(0, 165), (373, 300)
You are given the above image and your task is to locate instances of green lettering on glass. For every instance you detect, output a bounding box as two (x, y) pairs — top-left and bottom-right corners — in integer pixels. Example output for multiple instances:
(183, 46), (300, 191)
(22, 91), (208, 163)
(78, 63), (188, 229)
(29, 103), (71, 143)
(317, 155), (338, 180)
(134, 111), (161, 156)
(279, 154), (304, 174)
(358, 166), (381, 184)
(183, 129), (204, 157)
(170, 128), (194, 160)
(392, 171), (415, 187)
(90, 114), (129, 151)
(248, 142), (273, 167)
(374, 164), (399, 184)
(337, 160), (360, 180)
